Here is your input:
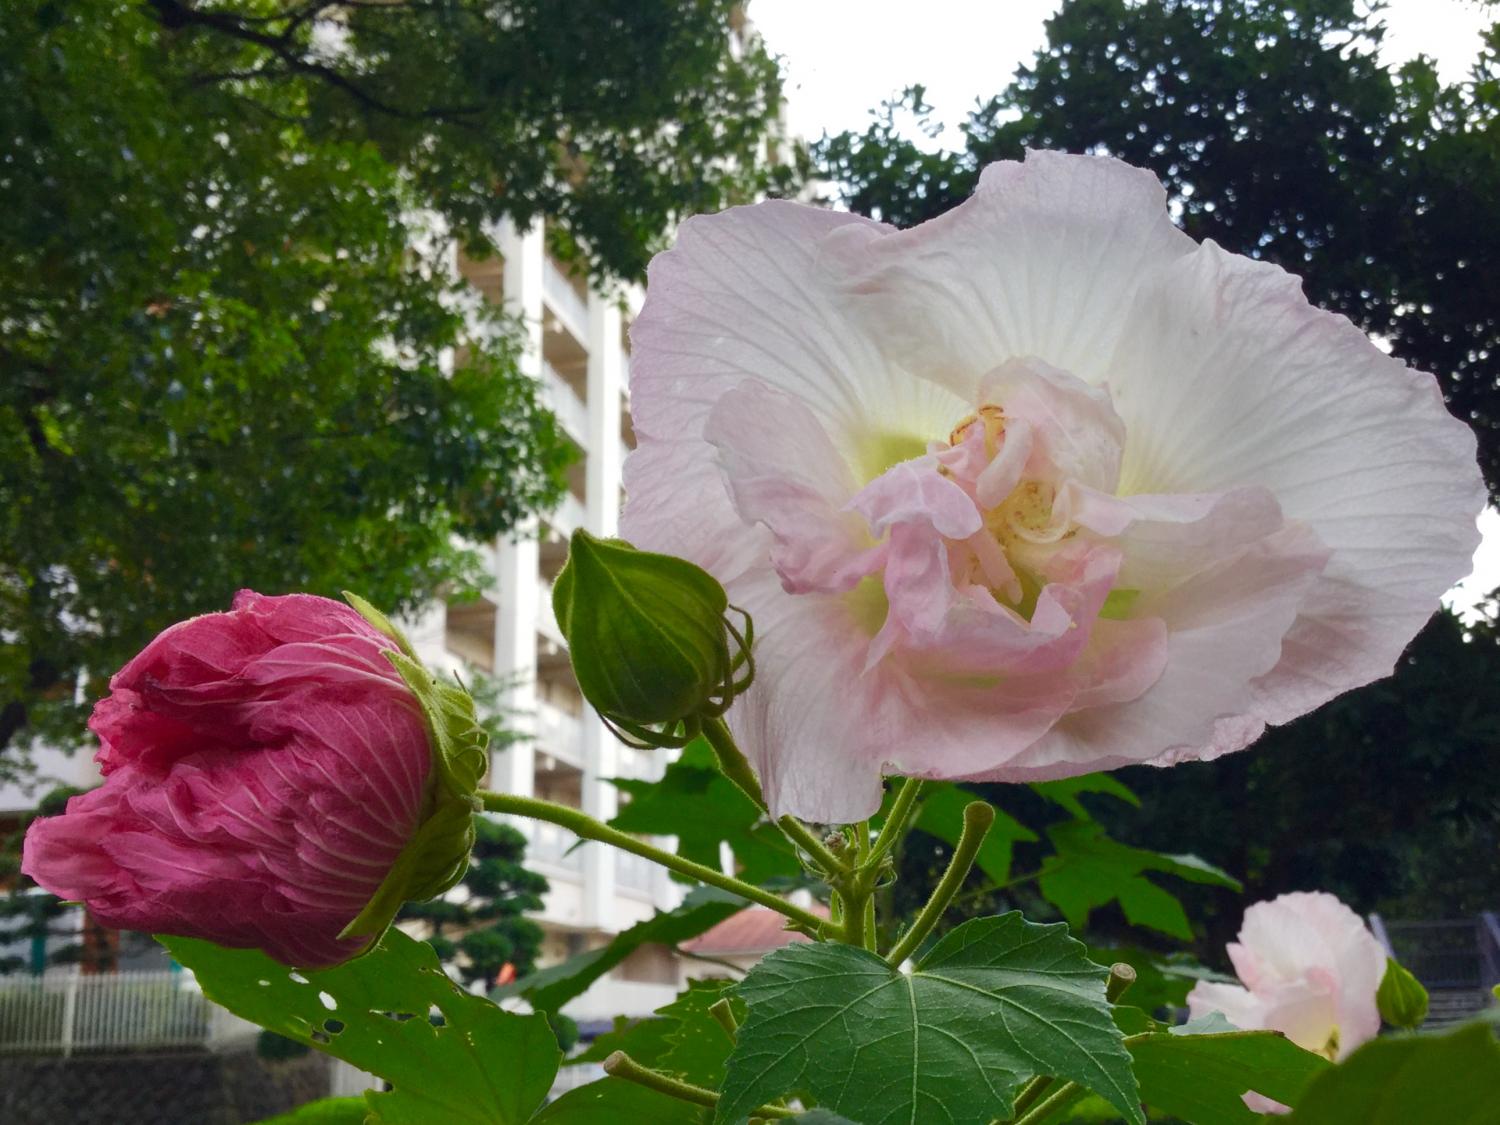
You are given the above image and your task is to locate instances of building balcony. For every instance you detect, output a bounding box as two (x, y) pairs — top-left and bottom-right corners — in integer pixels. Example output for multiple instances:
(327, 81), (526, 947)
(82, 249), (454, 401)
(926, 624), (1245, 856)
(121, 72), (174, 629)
(536, 577), (564, 648)
(543, 493), (587, 540)
(540, 361), (588, 445)
(543, 257), (589, 345)
(527, 819), (585, 873)
(535, 700), (584, 769)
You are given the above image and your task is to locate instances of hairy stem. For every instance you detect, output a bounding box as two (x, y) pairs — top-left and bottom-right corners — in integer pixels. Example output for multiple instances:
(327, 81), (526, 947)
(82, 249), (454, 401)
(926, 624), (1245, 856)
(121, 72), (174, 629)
(603, 1052), (795, 1118)
(479, 791), (830, 935)
(867, 777), (925, 870)
(884, 801), (995, 966)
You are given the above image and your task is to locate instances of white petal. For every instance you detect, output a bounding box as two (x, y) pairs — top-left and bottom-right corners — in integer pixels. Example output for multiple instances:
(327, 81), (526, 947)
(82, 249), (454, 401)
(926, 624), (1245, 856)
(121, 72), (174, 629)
(1106, 241), (1485, 721)
(827, 150), (1196, 401)
(1002, 520), (1329, 775)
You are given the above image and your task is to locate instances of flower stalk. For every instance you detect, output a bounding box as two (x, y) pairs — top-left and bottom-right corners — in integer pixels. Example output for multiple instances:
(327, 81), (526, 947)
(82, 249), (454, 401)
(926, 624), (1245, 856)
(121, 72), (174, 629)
(603, 1052), (795, 1118)
(884, 800), (995, 966)
(478, 790), (831, 936)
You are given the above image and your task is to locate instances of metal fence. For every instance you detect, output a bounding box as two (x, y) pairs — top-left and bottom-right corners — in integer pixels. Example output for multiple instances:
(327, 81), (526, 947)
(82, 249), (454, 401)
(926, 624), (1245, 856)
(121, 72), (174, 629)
(0, 970), (256, 1056)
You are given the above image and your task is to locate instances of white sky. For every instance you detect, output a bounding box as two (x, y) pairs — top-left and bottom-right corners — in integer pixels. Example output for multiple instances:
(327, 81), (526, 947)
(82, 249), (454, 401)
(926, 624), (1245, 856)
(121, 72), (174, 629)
(747, 0), (1499, 615)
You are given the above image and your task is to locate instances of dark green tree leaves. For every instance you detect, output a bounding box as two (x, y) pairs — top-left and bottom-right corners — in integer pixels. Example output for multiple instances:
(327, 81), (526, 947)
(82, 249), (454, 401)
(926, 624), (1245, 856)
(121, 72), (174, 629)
(164, 929), (560, 1125)
(718, 914), (1141, 1125)
(818, 0), (1500, 498)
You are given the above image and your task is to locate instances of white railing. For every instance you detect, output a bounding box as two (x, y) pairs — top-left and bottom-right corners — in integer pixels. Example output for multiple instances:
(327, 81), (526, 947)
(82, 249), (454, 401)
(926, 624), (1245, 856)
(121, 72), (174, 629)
(0, 970), (257, 1056)
(562, 977), (679, 1021)
(543, 493), (587, 539)
(528, 820), (585, 872)
(615, 850), (656, 894)
(540, 362), (589, 444)
(536, 701), (584, 767)
(542, 258), (589, 342)
(536, 577), (565, 647)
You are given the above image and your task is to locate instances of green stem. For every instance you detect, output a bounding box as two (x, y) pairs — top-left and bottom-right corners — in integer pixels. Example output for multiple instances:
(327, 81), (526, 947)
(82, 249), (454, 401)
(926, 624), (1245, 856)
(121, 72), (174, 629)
(1008, 1075), (1054, 1119)
(709, 997), (739, 1037)
(1106, 962), (1137, 1004)
(603, 1051), (797, 1118)
(1010, 1080), (1087, 1125)
(884, 801), (995, 966)
(702, 718), (848, 876)
(479, 791), (830, 935)
(867, 777), (925, 869)
(703, 717), (767, 811)
(777, 813), (849, 875)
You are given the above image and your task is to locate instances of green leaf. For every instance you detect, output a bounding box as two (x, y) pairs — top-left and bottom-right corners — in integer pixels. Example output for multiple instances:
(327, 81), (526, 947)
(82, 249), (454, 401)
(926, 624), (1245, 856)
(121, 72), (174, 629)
(567, 1014), (676, 1068)
(656, 979), (744, 1088)
(161, 929), (558, 1125)
(531, 1077), (702, 1124)
(497, 886), (744, 1013)
(1284, 1022), (1500, 1124)
(914, 782), (1037, 885)
(1038, 821), (1239, 941)
(1031, 775), (1140, 819)
(717, 913), (1142, 1125)
(252, 1097), (371, 1125)
(1128, 1030), (1329, 1123)
(610, 740), (798, 885)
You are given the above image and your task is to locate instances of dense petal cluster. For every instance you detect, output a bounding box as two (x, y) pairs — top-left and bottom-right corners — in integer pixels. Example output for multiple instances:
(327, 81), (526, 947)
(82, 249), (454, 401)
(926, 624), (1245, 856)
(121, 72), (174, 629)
(621, 150), (1483, 822)
(22, 591), (440, 967)
(1188, 891), (1387, 1111)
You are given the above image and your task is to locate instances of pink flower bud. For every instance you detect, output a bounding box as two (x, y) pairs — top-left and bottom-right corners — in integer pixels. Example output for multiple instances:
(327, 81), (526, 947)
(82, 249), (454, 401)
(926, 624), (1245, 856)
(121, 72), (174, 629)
(21, 590), (458, 968)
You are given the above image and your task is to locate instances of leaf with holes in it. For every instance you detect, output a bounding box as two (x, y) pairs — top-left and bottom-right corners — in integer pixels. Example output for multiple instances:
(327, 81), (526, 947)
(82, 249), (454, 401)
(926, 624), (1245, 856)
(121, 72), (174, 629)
(162, 929), (559, 1125)
(716, 913), (1142, 1125)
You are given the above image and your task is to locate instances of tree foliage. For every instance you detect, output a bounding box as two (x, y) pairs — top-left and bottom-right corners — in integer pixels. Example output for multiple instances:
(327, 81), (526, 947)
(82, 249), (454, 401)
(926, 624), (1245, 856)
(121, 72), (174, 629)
(398, 815), (548, 990)
(819, 0), (1500, 499)
(1, 0), (784, 765)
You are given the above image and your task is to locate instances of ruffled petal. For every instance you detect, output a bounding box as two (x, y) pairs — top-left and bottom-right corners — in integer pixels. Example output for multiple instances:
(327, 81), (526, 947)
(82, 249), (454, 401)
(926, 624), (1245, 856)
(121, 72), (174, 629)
(706, 379), (883, 595)
(1105, 240), (1485, 722)
(826, 149), (1197, 401)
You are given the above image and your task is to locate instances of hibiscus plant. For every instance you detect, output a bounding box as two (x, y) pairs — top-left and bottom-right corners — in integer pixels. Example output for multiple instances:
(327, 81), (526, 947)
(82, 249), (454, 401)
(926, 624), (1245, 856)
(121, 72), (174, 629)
(21, 154), (1499, 1122)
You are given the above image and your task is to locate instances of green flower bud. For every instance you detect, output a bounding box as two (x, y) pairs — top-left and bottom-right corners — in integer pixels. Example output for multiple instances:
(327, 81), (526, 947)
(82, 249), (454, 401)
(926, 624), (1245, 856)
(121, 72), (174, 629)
(552, 530), (754, 748)
(338, 593), (487, 944)
(1376, 956), (1429, 1031)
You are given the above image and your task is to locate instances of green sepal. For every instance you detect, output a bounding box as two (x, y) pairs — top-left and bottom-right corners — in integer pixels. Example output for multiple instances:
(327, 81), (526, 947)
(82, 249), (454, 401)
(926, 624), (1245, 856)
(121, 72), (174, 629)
(552, 530), (752, 744)
(1375, 957), (1429, 1030)
(342, 589), (419, 662)
(337, 595), (487, 944)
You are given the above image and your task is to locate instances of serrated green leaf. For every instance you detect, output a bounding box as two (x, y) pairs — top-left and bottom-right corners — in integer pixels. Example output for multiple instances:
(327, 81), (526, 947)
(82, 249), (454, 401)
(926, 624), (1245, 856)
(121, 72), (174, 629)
(717, 913), (1142, 1125)
(531, 1077), (702, 1124)
(163, 929), (558, 1125)
(657, 978), (743, 1087)
(496, 886), (744, 1013)
(567, 1013), (676, 1068)
(1284, 1022), (1500, 1124)
(610, 739), (798, 885)
(914, 782), (1036, 885)
(1129, 1030), (1329, 1123)
(1039, 821), (1238, 941)
(252, 1097), (371, 1125)
(1031, 775), (1140, 818)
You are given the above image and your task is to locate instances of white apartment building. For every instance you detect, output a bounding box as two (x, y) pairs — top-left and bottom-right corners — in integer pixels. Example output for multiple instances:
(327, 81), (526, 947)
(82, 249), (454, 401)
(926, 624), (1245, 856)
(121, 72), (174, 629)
(402, 217), (690, 1022)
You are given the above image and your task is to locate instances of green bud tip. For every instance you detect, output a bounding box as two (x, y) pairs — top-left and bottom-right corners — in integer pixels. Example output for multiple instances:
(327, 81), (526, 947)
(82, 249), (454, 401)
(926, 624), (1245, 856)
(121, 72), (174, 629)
(1375, 957), (1429, 1031)
(552, 530), (754, 749)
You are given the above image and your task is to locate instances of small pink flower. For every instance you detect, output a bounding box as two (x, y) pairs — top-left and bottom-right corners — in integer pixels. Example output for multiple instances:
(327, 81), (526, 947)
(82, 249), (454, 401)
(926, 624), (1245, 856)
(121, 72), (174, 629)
(23, 591), (442, 968)
(1188, 891), (1387, 1112)
(621, 150), (1484, 822)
